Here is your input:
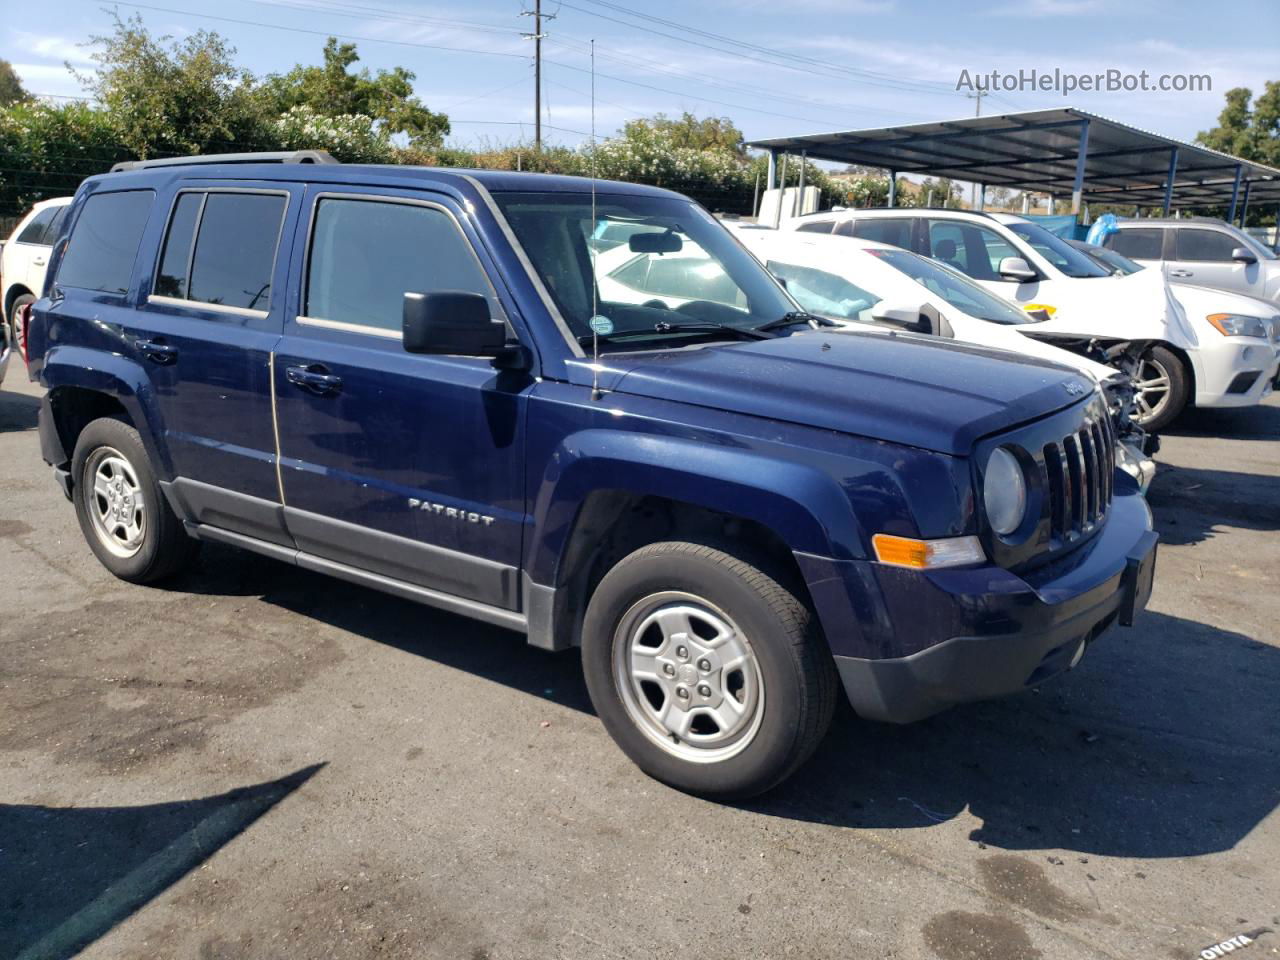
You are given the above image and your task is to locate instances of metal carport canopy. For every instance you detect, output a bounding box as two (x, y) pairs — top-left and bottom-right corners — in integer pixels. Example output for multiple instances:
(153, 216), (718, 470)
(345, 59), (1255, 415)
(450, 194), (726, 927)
(748, 107), (1280, 215)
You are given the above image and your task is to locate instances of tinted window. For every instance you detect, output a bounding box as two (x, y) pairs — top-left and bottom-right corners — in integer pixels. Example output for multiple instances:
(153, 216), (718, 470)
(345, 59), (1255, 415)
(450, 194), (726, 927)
(1107, 229), (1163, 260)
(188, 193), (286, 310)
(306, 198), (494, 333)
(58, 191), (154, 295)
(17, 208), (56, 245)
(1175, 228), (1238, 262)
(17, 207), (58, 245)
(46, 205), (70, 244)
(1003, 221), (1108, 278)
(852, 218), (913, 249)
(795, 220), (834, 234)
(155, 192), (203, 299)
(925, 220), (1020, 281)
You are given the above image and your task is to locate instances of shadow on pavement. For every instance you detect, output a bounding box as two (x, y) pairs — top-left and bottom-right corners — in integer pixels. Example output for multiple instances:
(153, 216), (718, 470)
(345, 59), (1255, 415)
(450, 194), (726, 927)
(747, 609), (1280, 859)
(1165, 399), (1280, 443)
(168, 546), (1279, 861)
(0, 386), (39, 433)
(1145, 462), (1280, 546)
(0, 764), (323, 960)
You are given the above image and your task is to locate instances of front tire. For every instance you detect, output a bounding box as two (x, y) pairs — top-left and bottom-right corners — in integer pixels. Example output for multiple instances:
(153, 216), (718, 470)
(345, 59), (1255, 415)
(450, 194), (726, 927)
(71, 417), (198, 583)
(1133, 345), (1190, 432)
(581, 541), (837, 798)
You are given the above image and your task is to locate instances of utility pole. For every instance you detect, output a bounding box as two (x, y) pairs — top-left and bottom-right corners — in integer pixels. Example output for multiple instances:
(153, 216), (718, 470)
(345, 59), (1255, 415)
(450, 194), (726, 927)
(520, 0), (554, 151)
(966, 90), (985, 209)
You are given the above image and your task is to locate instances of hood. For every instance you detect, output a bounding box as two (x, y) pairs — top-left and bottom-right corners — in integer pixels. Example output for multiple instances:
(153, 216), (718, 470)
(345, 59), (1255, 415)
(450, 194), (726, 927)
(1018, 267), (1199, 349)
(1173, 283), (1280, 323)
(596, 330), (1093, 456)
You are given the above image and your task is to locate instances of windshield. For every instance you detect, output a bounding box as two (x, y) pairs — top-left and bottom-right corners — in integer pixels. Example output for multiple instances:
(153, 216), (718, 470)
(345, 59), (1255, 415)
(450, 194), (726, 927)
(868, 248), (1034, 325)
(1077, 242), (1143, 276)
(765, 260), (882, 322)
(1232, 226), (1279, 261)
(492, 192), (796, 349)
(1004, 221), (1110, 278)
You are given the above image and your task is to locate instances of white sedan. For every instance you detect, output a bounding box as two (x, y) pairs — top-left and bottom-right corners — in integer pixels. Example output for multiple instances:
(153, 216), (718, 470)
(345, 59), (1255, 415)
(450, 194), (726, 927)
(726, 225), (1157, 488)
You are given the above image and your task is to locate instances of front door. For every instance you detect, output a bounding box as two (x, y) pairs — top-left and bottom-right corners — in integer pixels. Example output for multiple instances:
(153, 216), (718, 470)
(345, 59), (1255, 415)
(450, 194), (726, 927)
(272, 188), (530, 610)
(1166, 227), (1263, 298)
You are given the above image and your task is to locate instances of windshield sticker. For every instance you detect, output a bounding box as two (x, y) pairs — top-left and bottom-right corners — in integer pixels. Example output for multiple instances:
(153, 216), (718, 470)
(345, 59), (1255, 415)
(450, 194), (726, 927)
(589, 315), (615, 336)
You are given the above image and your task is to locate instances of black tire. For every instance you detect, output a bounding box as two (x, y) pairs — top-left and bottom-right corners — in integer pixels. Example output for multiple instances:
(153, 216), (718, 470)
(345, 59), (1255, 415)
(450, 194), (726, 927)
(71, 416), (198, 583)
(581, 541), (838, 798)
(1134, 345), (1190, 433)
(8, 292), (35, 357)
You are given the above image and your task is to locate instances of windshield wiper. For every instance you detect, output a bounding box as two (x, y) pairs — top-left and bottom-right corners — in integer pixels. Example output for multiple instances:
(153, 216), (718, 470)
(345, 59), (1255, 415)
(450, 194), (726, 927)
(578, 319), (773, 346)
(755, 311), (839, 333)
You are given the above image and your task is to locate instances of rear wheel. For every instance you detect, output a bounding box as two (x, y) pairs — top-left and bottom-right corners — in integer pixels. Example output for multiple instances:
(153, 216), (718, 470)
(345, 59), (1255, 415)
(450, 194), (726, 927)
(7, 293), (34, 360)
(71, 417), (199, 583)
(1132, 345), (1190, 432)
(581, 541), (837, 798)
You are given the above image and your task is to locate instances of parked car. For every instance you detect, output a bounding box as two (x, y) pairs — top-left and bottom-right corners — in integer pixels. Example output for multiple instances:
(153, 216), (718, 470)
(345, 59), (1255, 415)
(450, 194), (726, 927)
(27, 153), (1157, 797)
(727, 225), (1157, 489)
(790, 208), (1248, 431)
(1069, 238), (1280, 414)
(2, 197), (73, 365)
(1103, 217), (1280, 304)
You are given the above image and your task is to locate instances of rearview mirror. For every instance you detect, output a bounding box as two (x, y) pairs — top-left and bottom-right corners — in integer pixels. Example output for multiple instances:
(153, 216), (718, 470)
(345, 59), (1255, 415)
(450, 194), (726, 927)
(403, 291), (507, 358)
(1231, 246), (1258, 264)
(630, 231), (683, 254)
(998, 256), (1038, 282)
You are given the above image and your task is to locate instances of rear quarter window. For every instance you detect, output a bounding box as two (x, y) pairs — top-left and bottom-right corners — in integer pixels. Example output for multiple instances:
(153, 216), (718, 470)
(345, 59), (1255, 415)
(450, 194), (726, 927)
(58, 191), (154, 295)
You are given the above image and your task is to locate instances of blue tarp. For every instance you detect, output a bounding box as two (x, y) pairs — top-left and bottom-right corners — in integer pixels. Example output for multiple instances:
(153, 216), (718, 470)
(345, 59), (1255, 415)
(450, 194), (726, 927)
(1021, 214), (1087, 240)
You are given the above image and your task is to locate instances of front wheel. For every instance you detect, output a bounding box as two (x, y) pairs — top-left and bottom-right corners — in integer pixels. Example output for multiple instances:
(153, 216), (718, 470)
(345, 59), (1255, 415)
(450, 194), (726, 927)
(1132, 345), (1190, 432)
(581, 541), (837, 798)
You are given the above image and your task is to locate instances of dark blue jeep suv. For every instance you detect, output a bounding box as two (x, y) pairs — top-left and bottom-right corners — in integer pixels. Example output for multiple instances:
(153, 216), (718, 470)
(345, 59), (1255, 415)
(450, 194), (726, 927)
(25, 152), (1157, 797)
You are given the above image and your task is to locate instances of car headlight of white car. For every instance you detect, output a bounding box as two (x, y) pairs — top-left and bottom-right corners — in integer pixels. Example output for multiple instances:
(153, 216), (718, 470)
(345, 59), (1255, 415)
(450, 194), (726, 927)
(1207, 313), (1271, 339)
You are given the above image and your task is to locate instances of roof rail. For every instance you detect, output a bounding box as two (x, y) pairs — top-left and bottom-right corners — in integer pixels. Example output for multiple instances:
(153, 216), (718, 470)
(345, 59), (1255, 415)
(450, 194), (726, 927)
(110, 150), (339, 173)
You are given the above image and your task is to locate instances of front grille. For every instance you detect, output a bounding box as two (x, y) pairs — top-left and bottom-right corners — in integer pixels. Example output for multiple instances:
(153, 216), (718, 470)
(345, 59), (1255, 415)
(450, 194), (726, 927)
(1042, 412), (1114, 543)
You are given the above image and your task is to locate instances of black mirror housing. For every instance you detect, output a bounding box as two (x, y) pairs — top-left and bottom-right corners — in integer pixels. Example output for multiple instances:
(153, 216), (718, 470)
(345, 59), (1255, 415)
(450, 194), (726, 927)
(403, 291), (507, 357)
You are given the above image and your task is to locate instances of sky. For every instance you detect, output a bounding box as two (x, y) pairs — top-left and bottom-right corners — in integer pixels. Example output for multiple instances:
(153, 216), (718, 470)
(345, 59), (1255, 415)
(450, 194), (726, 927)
(4, 0), (1278, 159)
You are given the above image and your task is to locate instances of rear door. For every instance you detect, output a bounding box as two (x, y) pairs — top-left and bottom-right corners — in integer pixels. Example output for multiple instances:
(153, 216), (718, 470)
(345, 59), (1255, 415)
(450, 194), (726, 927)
(9, 205), (59, 300)
(1165, 227), (1264, 298)
(272, 187), (531, 610)
(129, 182), (302, 544)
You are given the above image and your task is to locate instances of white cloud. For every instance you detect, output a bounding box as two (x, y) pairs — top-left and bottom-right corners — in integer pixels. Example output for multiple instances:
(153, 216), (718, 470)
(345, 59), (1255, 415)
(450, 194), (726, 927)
(989, 0), (1106, 16)
(11, 31), (94, 65)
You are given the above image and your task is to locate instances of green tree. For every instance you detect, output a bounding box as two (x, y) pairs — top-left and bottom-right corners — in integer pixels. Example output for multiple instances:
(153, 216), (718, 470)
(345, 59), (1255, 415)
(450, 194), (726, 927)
(623, 112), (746, 157)
(75, 13), (268, 157)
(917, 176), (959, 207)
(1198, 82), (1280, 167)
(260, 39), (449, 148)
(0, 60), (31, 107)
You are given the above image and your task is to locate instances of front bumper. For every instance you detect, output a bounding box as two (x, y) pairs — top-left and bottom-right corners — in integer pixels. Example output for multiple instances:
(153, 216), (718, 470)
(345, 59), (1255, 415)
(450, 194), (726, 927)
(1192, 340), (1280, 408)
(800, 487), (1157, 723)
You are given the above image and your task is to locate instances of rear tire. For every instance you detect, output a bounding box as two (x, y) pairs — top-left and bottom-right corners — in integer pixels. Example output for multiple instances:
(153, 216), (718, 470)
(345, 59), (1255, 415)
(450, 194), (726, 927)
(1133, 345), (1189, 433)
(71, 417), (199, 583)
(7, 292), (34, 359)
(581, 541), (837, 798)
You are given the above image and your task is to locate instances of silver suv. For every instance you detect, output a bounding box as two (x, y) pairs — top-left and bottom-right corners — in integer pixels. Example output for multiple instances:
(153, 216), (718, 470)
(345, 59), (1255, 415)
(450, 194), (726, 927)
(1104, 218), (1280, 304)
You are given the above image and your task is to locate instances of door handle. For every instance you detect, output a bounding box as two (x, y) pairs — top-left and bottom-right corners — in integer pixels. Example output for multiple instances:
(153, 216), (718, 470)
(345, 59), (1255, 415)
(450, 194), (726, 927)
(1169, 269), (1194, 278)
(135, 337), (178, 364)
(286, 364), (343, 396)
(32, 257), (46, 266)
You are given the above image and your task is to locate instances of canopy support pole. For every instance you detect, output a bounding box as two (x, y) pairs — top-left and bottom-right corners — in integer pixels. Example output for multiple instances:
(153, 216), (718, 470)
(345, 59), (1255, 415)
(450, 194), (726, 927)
(1162, 147), (1179, 216)
(887, 169), (897, 208)
(766, 150), (777, 191)
(977, 183), (986, 211)
(1238, 179), (1251, 226)
(1227, 164), (1243, 223)
(1070, 119), (1091, 215)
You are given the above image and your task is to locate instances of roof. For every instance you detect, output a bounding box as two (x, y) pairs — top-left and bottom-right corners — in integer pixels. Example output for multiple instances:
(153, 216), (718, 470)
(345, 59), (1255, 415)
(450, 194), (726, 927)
(98, 158), (682, 200)
(748, 107), (1280, 208)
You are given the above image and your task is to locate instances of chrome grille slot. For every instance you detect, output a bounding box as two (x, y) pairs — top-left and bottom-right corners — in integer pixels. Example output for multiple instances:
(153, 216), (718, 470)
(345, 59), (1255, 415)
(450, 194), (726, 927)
(1042, 417), (1114, 543)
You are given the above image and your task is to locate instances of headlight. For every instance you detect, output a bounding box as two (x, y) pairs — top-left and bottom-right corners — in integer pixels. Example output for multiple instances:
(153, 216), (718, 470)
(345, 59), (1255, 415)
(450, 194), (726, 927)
(1207, 313), (1270, 338)
(984, 447), (1028, 537)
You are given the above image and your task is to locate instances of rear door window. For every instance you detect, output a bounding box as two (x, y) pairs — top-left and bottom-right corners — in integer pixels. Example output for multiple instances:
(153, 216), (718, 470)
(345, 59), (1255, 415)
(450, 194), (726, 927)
(58, 191), (154, 295)
(851, 218), (913, 249)
(304, 197), (496, 335)
(1174, 229), (1238, 262)
(188, 193), (287, 310)
(1107, 228), (1164, 260)
(17, 207), (58, 245)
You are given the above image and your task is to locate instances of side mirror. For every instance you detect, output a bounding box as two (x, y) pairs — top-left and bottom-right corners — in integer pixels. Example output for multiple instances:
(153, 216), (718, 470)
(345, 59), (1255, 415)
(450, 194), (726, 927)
(998, 256), (1038, 282)
(403, 291), (507, 358)
(871, 302), (932, 334)
(1231, 246), (1258, 264)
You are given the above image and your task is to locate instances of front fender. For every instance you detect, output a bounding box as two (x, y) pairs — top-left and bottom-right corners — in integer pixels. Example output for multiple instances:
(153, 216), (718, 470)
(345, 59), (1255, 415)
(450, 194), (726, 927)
(526, 428), (866, 585)
(39, 345), (173, 478)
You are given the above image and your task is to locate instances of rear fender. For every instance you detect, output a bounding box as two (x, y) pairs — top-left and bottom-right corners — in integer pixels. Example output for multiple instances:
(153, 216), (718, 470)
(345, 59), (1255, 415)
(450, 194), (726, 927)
(39, 345), (173, 477)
